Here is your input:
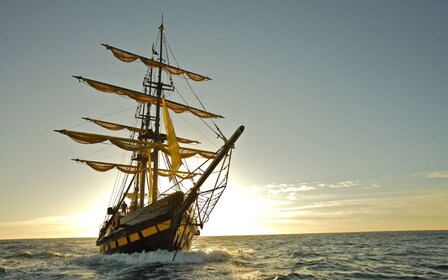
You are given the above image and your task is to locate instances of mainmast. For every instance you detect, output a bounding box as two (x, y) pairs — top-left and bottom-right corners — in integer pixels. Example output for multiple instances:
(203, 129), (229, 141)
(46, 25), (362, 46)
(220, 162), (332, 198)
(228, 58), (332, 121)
(151, 22), (165, 202)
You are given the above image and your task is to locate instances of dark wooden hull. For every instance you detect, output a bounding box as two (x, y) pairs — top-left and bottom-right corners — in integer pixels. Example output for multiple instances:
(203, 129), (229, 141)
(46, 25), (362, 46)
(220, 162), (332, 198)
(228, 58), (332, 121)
(97, 192), (198, 254)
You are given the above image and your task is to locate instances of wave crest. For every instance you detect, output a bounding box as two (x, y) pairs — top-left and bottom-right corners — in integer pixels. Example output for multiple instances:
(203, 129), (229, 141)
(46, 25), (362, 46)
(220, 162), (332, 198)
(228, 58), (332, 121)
(73, 248), (230, 267)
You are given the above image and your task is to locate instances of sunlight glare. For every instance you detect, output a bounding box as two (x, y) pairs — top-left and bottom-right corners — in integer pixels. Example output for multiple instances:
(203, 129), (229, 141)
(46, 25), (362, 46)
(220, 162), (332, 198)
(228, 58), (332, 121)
(201, 182), (272, 236)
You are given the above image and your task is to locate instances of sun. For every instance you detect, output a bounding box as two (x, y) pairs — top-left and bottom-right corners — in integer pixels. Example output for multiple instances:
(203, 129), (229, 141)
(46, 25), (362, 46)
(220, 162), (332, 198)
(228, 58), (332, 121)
(200, 182), (272, 236)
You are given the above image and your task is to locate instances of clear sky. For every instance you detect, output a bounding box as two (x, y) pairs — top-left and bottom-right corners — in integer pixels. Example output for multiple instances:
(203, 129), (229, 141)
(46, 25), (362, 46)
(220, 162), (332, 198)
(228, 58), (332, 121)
(0, 0), (447, 239)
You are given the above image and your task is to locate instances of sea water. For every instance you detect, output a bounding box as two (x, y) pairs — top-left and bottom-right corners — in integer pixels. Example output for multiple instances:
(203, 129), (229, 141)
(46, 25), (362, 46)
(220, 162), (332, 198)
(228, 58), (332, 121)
(0, 231), (447, 279)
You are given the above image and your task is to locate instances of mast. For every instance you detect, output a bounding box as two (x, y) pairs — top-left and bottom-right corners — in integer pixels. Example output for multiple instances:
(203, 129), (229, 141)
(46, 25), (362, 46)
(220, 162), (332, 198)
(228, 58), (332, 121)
(139, 158), (146, 207)
(152, 22), (164, 202)
(137, 69), (152, 207)
(138, 97), (146, 207)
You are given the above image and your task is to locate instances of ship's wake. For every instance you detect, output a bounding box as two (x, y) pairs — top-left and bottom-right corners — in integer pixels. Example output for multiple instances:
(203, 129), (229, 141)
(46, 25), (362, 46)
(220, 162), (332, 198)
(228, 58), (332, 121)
(73, 248), (231, 267)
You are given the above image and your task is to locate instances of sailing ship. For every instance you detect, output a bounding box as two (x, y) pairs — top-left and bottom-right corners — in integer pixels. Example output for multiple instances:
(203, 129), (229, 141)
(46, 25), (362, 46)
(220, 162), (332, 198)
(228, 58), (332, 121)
(56, 23), (244, 254)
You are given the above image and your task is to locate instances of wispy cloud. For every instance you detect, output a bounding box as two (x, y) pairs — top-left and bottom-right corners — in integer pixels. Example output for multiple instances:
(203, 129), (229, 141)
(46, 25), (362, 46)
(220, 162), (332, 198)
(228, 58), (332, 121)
(426, 171), (448, 179)
(242, 176), (448, 234)
(251, 179), (379, 198)
(249, 183), (318, 202)
(327, 180), (361, 188)
(411, 171), (448, 179)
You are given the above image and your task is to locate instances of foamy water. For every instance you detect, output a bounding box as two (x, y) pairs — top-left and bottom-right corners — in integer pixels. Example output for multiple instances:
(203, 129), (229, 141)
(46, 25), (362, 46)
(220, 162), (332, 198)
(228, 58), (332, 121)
(1, 231), (447, 279)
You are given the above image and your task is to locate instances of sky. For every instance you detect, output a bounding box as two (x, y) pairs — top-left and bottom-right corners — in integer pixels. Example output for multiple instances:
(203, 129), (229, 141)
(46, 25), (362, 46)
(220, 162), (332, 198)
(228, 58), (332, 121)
(0, 0), (447, 239)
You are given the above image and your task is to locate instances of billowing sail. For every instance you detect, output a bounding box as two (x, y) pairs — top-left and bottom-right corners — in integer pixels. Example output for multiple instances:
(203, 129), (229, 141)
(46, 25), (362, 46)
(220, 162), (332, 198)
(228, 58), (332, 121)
(73, 159), (199, 179)
(74, 76), (223, 119)
(75, 159), (141, 174)
(83, 117), (199, 144)
(102, 44), (211, 82)
(56, 129), (216, 158)
(83, 117), (143, 133)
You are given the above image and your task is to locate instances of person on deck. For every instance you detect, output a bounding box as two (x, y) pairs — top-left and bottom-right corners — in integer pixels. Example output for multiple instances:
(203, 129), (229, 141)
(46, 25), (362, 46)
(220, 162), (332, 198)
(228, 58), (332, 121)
(121, 201), (128, 215)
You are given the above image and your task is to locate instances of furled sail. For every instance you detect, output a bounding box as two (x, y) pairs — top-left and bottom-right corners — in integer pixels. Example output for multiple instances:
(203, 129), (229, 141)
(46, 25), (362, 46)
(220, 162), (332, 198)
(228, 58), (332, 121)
(83, 117), (199, 144)
(73, 159), (199, 179)
(102, 44), (211, 82)
(83, 117), (143, 133)
(74, 76), (222, 119)
(56, 129), (216, 158)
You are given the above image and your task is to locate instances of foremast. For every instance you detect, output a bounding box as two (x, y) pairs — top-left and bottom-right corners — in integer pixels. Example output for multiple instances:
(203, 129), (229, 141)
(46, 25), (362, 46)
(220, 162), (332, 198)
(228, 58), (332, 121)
(152, 22), (165, 203)
(133, 22), (166, 207)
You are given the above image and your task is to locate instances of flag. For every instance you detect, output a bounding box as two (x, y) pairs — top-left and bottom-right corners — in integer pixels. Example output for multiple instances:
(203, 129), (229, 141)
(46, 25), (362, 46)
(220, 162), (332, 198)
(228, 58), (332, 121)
(162, 97), (181, 180)
(152, 45), (158, 56)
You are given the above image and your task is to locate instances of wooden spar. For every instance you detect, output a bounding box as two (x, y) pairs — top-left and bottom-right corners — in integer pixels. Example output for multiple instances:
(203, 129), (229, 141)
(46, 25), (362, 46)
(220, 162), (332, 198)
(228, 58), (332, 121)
(178, 125), (244, 215)
(152, 23), (164, 203)
(139, 159), (146, 207)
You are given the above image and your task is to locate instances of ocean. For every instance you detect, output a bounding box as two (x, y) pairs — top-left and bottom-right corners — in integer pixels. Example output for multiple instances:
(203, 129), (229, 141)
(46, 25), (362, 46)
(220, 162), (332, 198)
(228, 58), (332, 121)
(0, 231), (447, 279)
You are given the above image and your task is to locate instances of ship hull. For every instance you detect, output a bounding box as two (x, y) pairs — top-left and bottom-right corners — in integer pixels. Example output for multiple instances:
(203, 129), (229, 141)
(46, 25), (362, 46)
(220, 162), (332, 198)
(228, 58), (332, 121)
(97, 192), (198, 254)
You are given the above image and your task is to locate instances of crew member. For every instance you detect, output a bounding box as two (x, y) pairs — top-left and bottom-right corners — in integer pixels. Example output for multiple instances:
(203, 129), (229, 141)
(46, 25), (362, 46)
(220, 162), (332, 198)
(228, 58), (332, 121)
(121, 201), (128, 215)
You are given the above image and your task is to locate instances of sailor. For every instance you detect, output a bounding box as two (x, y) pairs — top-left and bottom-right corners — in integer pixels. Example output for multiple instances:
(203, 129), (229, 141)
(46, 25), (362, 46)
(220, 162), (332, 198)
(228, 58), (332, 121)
(129, 203), (137, 213)
(112, 216), (120, 229)
(121, 201), (128, 215)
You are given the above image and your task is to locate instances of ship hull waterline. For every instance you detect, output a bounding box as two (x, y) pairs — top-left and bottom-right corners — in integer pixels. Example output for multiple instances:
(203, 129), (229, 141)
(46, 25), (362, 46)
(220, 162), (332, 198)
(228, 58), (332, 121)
(97, 125), (245, 254)
(97, 192), (198, 254)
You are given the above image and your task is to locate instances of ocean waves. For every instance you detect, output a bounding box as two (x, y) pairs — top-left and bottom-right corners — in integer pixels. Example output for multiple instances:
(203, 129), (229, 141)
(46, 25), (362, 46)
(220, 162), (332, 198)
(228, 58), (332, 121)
(0, 231), (447, 279)
(73, 248), (231, 266)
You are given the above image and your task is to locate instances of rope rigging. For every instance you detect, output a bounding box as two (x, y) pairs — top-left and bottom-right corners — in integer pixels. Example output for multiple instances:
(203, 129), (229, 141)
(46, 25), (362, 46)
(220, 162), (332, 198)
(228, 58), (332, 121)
(61, 24), (241, 250)
(165, 39), (226, 141)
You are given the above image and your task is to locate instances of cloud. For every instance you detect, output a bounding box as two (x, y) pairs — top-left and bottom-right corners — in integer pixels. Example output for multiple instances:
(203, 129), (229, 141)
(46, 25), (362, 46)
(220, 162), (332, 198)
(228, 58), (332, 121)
(411, 171), (448, 179)
(232, 177), (448, 234)
(255, 188), (448, 233)
(425, 171), (448, 179)
(251, 183), (316, 196)
(260, 197), (380, 220)
(326, 180), (361, 188)
(253, 179), (379, 197)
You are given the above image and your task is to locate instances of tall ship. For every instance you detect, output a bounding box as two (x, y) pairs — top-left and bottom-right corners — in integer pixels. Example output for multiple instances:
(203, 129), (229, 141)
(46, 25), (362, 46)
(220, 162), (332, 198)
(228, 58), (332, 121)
(56, 23), (244, 254)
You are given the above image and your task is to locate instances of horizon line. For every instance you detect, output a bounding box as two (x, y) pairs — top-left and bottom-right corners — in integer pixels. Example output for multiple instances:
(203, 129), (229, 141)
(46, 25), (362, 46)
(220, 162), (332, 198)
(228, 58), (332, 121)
(1, 228), (447, 241)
